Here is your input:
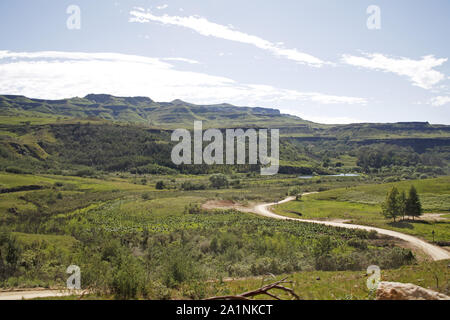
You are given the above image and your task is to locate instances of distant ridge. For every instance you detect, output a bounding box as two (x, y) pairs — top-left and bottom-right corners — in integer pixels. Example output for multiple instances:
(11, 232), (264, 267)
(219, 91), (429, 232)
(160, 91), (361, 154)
(0, 94), (449, 132)
(0, 94), (312, 129)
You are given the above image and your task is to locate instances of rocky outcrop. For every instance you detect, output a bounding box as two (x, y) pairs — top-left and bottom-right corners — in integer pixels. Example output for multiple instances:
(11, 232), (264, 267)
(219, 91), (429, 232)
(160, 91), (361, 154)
(376, 281), (450, 300)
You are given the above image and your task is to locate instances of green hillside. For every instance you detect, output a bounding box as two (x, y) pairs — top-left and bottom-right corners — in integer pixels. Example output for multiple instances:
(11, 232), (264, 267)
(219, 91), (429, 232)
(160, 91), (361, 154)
(0, 94), (314, 129)
(0, 95), (449, 177)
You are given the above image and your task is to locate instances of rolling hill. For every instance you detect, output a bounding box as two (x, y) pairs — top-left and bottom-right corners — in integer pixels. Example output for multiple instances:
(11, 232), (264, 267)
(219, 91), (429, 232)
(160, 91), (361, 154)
(0, 94), (315, 129)
(0, 94), (449, 176)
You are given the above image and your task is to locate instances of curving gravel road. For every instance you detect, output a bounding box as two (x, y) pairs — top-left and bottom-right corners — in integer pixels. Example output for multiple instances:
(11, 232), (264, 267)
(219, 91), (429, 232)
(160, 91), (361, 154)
(253, 194), (450, 261)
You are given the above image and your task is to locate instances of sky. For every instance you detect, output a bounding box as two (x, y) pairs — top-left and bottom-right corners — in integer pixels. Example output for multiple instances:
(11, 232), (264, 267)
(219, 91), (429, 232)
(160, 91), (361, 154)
(0, 0), (449, 124)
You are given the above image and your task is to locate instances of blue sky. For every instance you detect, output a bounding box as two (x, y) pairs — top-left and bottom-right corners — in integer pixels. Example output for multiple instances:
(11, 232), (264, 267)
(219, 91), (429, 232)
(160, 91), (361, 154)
(0, 0), (449, 124)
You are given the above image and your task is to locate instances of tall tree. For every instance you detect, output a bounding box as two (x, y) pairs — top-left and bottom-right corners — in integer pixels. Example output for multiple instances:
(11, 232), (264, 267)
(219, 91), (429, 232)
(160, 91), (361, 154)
(398, 190), (407, 221)
(381, 187), (400, 222)
(405, 186), (422, 220)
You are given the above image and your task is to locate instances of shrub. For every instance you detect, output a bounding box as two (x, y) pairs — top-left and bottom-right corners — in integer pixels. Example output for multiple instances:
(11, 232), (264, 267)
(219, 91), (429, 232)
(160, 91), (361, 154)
(141, 193), (151, 200)
(209, 174), (229, 189)
(348, 238), (368, 250)
(368, 230), (378, 239)
(0, 230), (21, 281)
(112, 260), (144, 299)
(288, 186), (301, 196)
(181, 181), (207, 191)
(184, 203), (203, 215)
(155, 181), (165, 190)
(162, 250), (199, 288)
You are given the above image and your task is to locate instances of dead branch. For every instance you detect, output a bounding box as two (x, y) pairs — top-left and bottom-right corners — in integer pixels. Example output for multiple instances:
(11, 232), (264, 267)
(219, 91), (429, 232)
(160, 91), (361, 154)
(78, 286), (94, 300)
(205, 277), (300, 300)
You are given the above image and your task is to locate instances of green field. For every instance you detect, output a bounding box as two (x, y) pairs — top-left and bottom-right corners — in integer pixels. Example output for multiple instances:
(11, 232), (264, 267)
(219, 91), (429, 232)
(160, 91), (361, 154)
(274, 177), (450, 242)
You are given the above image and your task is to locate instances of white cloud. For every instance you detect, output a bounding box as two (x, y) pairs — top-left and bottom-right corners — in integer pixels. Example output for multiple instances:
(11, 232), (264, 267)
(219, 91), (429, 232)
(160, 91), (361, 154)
(156, 4), (168, 10)
(129, 9), (326, 67)
(429, 96), (450, 106)
(162, 57), (199, 64)
(0, 50), (366, 111)
(341, 53), (447, 90)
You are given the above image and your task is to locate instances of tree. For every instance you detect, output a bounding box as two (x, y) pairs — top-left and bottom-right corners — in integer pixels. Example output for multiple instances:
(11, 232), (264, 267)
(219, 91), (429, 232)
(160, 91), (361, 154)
(209, 174), (229, 189)
(381, 187), (401, 222)
(405, 186), (422, 220)
(398, 190), (407, 221)
(0, 230), (21, 281)
(288, 186), (301, 197)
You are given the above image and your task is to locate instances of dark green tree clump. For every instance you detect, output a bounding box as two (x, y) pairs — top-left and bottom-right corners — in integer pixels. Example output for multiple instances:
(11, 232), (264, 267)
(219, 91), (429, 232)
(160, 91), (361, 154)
(209, 174), (229, 189)
(381, 186), (422, 222)
(155, 181), (165, 190)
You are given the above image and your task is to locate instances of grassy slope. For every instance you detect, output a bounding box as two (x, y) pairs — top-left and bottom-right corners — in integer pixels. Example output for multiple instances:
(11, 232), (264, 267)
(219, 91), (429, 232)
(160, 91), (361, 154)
(207, 259), (450, 300)
(39, 259), (450, 300)
(274, 177), (450, 242)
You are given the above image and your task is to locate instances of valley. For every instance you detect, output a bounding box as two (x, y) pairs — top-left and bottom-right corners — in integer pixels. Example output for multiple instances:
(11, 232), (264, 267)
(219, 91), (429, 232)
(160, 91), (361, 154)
(0, 95), (449, 300)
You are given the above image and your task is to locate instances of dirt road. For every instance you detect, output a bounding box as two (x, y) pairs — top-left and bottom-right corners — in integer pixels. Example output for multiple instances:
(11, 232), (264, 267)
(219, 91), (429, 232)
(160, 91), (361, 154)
(252, 194), (450, 261)
(0, 289), (83, 300)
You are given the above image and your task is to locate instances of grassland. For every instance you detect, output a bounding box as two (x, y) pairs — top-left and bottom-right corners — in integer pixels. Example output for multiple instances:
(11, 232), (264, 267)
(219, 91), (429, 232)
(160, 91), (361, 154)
(274, 177), (450, 242)
(205, 259), (450, 300)
(44, 259), (449, 300)
(0, 171), (423, 297)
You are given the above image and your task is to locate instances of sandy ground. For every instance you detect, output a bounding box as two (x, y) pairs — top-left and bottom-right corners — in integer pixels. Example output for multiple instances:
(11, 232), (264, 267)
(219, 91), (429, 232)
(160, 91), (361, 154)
(420, 213), (449, 222)
(0, 289), (83, 300)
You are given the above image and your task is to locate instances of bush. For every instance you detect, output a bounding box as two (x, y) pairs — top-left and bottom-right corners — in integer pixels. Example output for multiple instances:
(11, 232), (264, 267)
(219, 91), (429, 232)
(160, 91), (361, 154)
(141, 193), (151, 200)
(162, 250), (200, 288)
(0, 230), (21, 281)
(348, 238), (368, 250)
(155, 181), (165, 190)
(209, 174), (229, 189)
(181, 181), (207, 191)
(288, 186), (302, 196)
(112, 259), (145, 299)
(184, 203), (204, 215)
(367, 230), (378, 239)
(312, 235), (334, 257)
